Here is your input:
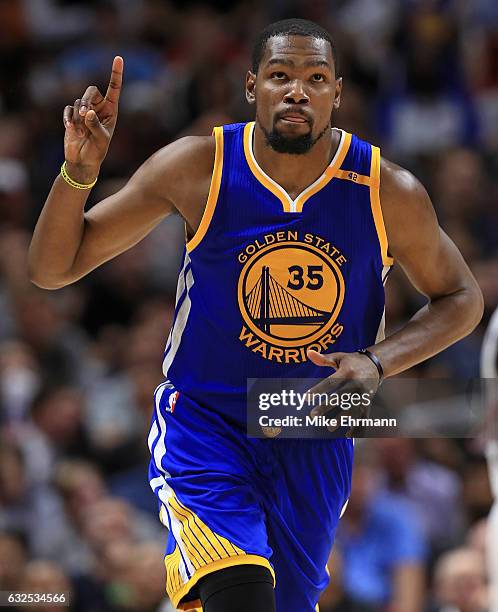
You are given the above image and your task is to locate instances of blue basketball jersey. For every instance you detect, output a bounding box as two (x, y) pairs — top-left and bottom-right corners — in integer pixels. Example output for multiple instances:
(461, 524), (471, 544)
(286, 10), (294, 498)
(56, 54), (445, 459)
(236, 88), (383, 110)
(149, 121), (390, 610)
(162, 121), (392, 425)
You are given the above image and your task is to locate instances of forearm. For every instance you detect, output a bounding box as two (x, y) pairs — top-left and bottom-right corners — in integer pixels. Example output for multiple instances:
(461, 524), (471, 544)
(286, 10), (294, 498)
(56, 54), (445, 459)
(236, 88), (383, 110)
(28, 163), (99, 289)
(371, 284), (483, 377)
(389, 564), (425, 612)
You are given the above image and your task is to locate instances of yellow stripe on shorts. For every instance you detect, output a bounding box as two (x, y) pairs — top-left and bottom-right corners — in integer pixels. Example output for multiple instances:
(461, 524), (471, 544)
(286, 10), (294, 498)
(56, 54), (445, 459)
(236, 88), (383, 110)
(168, 494), (245, 565)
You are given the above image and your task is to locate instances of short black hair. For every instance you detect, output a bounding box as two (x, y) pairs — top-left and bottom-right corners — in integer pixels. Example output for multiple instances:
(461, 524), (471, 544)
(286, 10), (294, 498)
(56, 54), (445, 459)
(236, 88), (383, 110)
(252, 18), (338, 75)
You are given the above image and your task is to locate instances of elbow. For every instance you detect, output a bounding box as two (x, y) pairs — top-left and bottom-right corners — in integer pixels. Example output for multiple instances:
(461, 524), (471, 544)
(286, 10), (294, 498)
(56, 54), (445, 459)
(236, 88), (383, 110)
(473, 285), (485, 329)
(28, 273), (68, 291)
(27, 260), (70, 291)
(463, 281), (484, 334)
(29, 278), (68, 291)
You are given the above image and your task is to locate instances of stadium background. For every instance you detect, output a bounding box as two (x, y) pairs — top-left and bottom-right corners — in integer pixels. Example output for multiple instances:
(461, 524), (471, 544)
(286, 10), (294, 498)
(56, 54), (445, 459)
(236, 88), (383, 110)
(0, 0), (497, 610)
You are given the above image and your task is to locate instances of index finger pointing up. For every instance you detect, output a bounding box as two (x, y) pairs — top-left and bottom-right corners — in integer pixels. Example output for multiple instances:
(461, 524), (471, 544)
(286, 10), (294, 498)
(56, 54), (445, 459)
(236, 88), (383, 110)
(105, 56), (124, 105)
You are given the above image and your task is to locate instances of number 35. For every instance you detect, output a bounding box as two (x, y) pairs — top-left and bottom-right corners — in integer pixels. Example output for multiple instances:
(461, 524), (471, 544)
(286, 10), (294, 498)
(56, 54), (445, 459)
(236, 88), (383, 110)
(287, 265), (324, 290)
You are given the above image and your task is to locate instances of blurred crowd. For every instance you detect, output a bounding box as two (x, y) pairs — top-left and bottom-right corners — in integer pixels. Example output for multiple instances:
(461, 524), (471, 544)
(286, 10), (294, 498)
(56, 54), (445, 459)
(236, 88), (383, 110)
(0, 0), (496, 611)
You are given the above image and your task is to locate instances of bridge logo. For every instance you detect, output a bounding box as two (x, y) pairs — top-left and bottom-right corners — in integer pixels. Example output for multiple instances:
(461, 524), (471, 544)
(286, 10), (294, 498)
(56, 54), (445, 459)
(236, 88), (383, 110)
(237, 240), (345, 348)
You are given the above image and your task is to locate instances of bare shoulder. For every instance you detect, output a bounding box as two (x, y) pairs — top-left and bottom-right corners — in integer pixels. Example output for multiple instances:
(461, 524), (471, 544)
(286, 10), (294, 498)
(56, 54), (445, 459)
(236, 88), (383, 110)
(154, 134), (215, 173)
(380, 157), (432, 211)
(132, 135), (215, 201)
(379, 156), (438, 256)
(120, 133), (216, 231)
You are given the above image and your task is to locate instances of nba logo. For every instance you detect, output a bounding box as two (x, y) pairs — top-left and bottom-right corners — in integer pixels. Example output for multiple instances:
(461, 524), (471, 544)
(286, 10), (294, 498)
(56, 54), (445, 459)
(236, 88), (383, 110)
(168, 391), (179, 413)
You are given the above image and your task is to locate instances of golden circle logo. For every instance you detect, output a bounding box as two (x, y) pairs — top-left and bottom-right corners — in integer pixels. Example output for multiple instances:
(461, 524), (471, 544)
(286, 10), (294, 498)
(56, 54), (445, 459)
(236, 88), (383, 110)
(237, 241), (345, 348)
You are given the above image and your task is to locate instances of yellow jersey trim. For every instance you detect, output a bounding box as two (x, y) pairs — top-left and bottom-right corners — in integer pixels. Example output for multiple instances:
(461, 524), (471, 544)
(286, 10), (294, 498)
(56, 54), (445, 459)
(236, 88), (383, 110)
(335, 168), (372, 187)
(186, 126), (224, 253)
(369, 145), (394, 267)
(243, 121), (352, 213)
(171, 555), (275, 610)
(165, 543), (184, 599)
(295, 131), (352, 212)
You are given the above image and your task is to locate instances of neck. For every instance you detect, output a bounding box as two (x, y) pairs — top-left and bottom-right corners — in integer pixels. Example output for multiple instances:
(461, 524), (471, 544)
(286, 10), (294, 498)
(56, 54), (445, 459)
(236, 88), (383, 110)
(252, 121), (340, 200)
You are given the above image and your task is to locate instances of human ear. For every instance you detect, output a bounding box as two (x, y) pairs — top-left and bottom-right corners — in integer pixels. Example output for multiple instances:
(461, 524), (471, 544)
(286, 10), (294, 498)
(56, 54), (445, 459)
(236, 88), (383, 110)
(246, 71), (256, 104)
(333, 77), (342, 109)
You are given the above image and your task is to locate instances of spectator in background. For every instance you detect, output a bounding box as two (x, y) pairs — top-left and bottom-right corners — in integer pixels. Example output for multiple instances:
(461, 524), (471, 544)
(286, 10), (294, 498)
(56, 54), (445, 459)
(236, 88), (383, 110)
(71, 498), (164, 611)
(319, 548), (373, 612)
(70, 540), (168, 612)
(19, 560), (72, 612)
(336, 442), (427, 612)
(0, 340), (40, 425)
(0, 158), (31, 230)
(111, 541), (168, 612)
(0, 530), (28, 591)
(374, 439), (463, 555)
(10, 384), (95, 489)
(430, 548), (489, 612)
(432, 149), (493, 260)
(49, 459), (162, 575)
(461, 0), (498, 149)
(82, 294), (170, 481)
(0, 438), (66, 564)
(80, 496), (161, 559)
(378, 2), (478, 157)
(466, 517), (488, 562)
(461, 457), (494, 525)
(31, 386), (91, 458)
(48, 460), (107, 575)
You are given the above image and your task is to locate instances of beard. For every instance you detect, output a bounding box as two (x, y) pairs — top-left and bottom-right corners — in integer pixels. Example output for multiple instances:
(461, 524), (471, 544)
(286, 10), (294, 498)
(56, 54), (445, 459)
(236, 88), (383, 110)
(258, 114), (329, 155)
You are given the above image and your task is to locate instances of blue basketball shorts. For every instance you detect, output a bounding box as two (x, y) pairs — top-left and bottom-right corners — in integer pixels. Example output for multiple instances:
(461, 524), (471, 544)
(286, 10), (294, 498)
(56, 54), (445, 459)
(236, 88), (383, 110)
(148, 381), (353, 612)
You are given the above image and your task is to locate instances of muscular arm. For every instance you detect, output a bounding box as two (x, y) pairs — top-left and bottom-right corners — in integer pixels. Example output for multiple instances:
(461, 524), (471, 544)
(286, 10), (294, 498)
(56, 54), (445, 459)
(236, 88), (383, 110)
(307, 157), (483, 392)
(28, 136), (214, 289)
(28, 57), (214, 290)
(372, 158), (484, 376)
(390, 563), (425, 612)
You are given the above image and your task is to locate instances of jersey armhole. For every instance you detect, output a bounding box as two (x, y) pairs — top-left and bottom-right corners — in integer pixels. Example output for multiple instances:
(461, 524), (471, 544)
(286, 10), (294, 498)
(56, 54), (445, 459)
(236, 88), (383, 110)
(369, 145), (394, 267)
(186, 126), (224, 253)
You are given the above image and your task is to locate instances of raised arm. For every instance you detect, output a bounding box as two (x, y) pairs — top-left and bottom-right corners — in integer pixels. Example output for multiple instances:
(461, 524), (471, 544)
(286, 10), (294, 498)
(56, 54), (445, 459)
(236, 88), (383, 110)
(28, 57), (214, 289)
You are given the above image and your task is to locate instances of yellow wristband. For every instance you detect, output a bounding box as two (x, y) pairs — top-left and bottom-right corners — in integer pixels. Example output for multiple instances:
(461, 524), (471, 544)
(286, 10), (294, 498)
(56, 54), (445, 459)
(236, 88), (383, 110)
(60, 161), (98, 190)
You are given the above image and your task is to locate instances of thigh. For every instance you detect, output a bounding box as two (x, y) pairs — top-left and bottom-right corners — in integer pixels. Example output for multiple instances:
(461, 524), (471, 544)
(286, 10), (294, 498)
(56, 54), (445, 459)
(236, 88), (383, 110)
(148, 382), (274, 610)
(264, 439), (354, 612)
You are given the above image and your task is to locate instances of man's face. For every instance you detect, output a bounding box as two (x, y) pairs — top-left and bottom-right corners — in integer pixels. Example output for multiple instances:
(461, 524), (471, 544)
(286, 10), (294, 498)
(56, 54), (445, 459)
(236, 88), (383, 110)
(246, 35), (341, 155)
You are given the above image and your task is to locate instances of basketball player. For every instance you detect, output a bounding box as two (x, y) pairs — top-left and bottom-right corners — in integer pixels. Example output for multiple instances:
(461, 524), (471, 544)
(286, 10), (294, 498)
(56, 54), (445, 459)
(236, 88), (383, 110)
(28, 19), (483, 612)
